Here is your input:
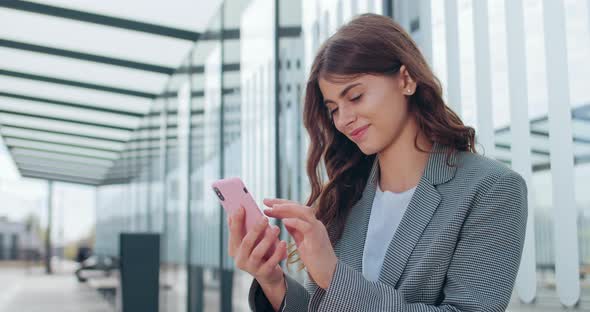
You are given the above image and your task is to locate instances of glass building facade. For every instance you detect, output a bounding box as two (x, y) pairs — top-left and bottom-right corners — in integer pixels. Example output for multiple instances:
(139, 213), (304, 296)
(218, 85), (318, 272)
(94, 0), (590, 311)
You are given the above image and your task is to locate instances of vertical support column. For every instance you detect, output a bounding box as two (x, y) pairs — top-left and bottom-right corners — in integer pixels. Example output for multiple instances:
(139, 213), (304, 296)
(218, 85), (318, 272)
(472, 1), (494, 156)
(504, 0), (537, 303)
(45, 180), (53, 274)
(542, 0), (580, 307)
(419, 0), (432, 66)
(274, 0), (283, 233)
(383, 0), (393, 18)
(146, 122), (153, 233)
(444, 0), (462, 117)
(220, 4), (233, 310)
(394, 0), (410, 31)
(180, 51), (197, 312)
(159, 93), (169, 309)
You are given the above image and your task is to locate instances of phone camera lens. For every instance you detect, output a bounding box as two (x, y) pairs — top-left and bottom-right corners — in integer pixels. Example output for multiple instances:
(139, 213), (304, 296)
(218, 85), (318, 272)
(243, 187), (248, 194)
(213, 187), (225, 201)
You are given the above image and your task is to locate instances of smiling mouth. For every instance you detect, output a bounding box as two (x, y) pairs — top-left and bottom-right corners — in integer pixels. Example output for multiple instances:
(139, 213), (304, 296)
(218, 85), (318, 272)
(350, 125), (369, 140)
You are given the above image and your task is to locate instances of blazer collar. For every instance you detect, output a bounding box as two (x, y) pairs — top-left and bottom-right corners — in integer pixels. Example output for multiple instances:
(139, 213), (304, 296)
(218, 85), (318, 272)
(367, 141), (458, 187)
(334, 142), (459, 287)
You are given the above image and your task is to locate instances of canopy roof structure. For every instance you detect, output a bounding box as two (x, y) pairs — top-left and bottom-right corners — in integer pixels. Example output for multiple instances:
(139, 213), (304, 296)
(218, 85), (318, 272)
(0, 0), (219, 185)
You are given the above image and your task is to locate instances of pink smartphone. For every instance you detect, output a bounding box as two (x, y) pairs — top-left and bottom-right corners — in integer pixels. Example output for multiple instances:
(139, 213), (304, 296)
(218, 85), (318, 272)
(211, 177), (278, 258)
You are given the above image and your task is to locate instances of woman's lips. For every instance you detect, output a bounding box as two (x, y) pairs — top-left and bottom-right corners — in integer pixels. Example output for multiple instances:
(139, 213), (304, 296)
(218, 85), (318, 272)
(350, 125), (369, 141)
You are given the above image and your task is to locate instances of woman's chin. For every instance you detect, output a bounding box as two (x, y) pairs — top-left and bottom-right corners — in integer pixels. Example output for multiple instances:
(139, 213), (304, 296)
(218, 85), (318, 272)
(356, 143), (379, 156)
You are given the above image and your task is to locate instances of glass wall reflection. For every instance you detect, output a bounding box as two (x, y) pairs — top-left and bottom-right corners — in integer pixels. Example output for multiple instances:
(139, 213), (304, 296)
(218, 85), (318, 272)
(95, 0), (590, 310)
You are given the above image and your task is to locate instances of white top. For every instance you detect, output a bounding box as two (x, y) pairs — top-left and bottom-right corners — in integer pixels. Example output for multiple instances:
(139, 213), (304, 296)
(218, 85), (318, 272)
(362, 183), (416, 282)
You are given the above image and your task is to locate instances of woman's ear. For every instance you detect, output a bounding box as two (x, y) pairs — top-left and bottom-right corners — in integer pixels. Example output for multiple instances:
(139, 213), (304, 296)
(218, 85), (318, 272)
(398, 65), (417, 95)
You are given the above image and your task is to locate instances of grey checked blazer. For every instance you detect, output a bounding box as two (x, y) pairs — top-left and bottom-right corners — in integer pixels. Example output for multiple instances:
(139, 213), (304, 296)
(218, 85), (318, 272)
(249, 143), (528, 311)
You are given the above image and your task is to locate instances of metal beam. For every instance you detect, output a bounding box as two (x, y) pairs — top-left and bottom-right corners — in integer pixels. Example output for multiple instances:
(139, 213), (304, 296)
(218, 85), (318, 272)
(160, 89), (235, 99)
(495, 143), (550, 156)
(20, 169), (100, 186)
(13, 154), (112, 169)
(528, 128), (590, 145)
(16, 162), (108, 179)
(1, 127), (124, 150)
(0, 0), (201, 41)
(0, 39), (174, 74)
(99, 178), (132, 186)
(18, 165), (104, 180)
(8, 146), (116, 161)
(0, 91), (145, 117)
(199, 29), (241, 41)
(0, 124), (127, 144)
(175, 63), (241, 75)
(0, 110), (135, 131)
(278, 26), (302, 38)
(5, 138), (119, 160)
(0, 69), (156, 98)
(10, 147), (114, 166)
(1, 135), (122, 153)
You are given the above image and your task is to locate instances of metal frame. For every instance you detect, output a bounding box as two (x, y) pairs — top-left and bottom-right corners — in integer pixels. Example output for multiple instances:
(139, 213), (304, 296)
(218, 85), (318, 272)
(0, 39), (174, 74)
(0, 69), (157, 98)
(0, 0), (201, 41)
(0, 92), (145, 117)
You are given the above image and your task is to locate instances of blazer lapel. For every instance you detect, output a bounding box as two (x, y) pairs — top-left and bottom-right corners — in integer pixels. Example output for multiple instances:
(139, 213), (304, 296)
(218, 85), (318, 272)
(378, 143), (458, 287)
(333, 156), (379, 272)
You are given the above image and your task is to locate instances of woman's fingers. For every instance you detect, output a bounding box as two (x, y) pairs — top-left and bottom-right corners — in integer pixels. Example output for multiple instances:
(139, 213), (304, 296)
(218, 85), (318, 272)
(258, 240), (287, 276)
(235, 217), (268, 267)
(228, 206), (246, 257)
(249, 225), (280, 263)
(263, 198), (296, 208)
(282, 218), (310, 246)
(264, 203), (316, 223)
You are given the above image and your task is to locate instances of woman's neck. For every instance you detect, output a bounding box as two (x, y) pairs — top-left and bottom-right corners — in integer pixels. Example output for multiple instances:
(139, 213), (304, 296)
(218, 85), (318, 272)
(377, 120), (432, 193)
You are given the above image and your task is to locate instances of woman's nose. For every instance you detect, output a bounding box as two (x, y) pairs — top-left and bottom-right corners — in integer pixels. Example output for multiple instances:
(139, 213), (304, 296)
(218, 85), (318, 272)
(336, 104), (357, 129)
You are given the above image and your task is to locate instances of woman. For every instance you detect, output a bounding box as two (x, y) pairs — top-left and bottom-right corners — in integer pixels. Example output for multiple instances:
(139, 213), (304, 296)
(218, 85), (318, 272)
(228, 13), (527, 311)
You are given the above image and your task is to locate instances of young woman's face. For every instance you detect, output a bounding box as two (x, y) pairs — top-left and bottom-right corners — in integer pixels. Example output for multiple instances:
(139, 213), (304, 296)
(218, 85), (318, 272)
(319, 70), (414, 155)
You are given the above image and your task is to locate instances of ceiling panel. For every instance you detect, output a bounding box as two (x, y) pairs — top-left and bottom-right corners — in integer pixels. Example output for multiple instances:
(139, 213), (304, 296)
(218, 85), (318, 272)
(0, 47), (167, 93)
(0, 10), (193, 68)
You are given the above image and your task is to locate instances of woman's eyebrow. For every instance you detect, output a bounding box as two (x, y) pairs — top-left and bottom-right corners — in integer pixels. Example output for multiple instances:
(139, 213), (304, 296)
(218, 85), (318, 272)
(324, 82), (362, 105)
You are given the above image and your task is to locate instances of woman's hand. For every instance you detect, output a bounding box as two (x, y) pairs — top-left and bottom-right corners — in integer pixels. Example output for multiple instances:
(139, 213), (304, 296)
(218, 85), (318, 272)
(228, 206), (288, 287)
(263, 198), (338, 289)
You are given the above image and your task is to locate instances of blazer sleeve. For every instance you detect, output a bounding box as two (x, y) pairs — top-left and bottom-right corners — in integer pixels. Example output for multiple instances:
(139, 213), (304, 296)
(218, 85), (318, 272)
(311, 170), (528, 312)
(248, 272), (315, 311)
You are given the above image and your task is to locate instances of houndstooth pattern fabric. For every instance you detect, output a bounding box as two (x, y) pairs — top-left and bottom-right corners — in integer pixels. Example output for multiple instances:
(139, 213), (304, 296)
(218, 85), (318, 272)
(249, 143), (528, 311)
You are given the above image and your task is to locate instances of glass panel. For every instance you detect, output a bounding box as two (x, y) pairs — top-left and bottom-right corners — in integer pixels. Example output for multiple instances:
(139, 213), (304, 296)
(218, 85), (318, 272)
(14, 157), (110, 175)
(1, 127), (126, 151)
(17, 163), (106, 179)
(0, 96), (142, 129)
(0, 113), (132, 141)
(33, 0), (221, 32)
(4, 137), (119, 159)
(11, 148), (114, 167)
(0, 47), (166, 94)
(277, 0), (307, 287)
(160, 57), (191, 312)
(0, 9), (192, 67)
(0, 76), (153, 115)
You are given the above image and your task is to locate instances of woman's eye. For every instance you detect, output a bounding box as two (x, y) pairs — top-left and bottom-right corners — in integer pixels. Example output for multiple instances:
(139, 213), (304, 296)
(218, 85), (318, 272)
(350, 94), (363, 102)
(330, 108), (339, 115)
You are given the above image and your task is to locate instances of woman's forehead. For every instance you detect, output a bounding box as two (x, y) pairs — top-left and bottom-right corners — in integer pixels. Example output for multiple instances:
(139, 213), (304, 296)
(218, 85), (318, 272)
(319, 72), (365, 84)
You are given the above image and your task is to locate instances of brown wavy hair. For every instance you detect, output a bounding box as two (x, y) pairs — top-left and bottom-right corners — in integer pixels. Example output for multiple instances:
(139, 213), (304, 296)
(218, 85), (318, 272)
(287, 14), (476, 270)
